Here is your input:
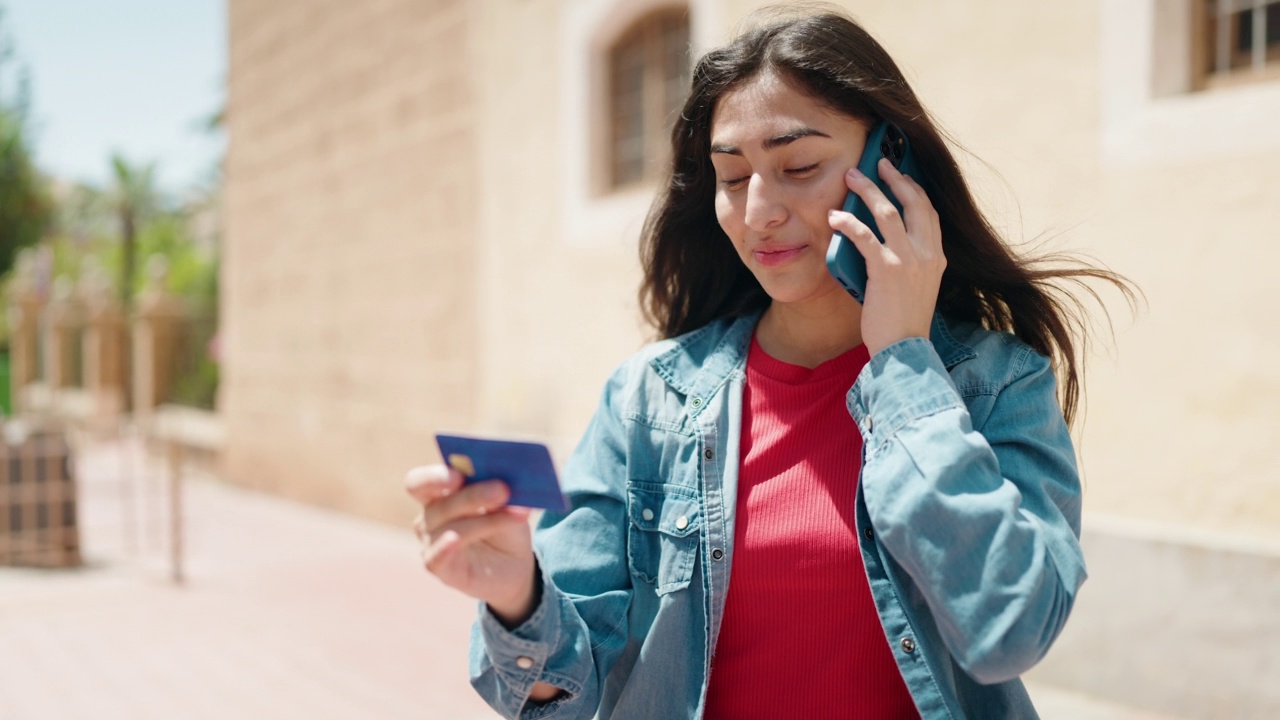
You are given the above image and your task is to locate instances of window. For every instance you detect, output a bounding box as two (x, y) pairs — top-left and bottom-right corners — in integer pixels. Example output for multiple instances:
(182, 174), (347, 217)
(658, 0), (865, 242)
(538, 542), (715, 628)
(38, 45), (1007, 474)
(607, 9), (691, 190)
(1195, 0), (1280, 88)
(1103, 0), (1280, 168)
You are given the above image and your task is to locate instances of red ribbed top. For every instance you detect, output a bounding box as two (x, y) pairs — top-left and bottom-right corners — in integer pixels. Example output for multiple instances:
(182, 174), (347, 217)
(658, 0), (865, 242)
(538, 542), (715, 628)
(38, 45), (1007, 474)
(703, 334), (919, 720)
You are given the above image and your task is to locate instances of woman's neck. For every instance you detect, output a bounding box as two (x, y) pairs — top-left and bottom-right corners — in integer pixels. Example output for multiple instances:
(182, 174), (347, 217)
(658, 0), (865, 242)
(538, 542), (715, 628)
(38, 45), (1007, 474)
(755, 291), (864, 369)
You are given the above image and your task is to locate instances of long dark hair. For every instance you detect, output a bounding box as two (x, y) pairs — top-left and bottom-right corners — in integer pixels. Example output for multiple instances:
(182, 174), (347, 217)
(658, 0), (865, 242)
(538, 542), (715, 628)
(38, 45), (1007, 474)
(638, 8), (1135, 427)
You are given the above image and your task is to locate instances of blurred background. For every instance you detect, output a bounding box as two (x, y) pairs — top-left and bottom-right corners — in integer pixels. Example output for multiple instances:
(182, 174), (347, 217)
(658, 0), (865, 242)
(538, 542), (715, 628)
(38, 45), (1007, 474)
(0, 0), (1277, 718)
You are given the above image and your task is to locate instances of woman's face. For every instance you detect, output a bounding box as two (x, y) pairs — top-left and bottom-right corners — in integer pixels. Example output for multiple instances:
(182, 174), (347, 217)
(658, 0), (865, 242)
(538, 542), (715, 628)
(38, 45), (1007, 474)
(710, 73), (869, 306)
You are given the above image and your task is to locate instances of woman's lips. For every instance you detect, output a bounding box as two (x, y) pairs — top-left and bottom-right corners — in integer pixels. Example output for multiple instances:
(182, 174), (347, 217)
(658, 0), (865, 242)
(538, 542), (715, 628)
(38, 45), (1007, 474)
(753, 245), (807, 267)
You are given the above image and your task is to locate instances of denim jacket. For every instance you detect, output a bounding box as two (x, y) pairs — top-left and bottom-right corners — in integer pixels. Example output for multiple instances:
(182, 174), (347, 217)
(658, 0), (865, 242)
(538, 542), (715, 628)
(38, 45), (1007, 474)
(470, 311), (1085, 719)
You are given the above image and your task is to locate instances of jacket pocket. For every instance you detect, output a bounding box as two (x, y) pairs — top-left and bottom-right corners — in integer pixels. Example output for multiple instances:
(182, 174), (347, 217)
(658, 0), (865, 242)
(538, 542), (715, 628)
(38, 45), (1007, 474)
(626, 482), (702, 595)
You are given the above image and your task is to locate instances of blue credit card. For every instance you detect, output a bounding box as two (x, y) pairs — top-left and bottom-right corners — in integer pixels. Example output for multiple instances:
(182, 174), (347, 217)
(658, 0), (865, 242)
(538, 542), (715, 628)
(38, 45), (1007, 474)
(434, 433), (568, 511)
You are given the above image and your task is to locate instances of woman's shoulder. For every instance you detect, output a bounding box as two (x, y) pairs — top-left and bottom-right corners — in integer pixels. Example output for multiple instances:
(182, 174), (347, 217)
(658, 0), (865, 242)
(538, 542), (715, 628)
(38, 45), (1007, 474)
(939, 316), (1053, 390)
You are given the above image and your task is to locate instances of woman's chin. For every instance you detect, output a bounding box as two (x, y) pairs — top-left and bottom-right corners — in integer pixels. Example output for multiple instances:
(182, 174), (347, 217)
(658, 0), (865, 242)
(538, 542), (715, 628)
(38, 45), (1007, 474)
(759, 283), (827, 305)
(758, 277), (856, 308)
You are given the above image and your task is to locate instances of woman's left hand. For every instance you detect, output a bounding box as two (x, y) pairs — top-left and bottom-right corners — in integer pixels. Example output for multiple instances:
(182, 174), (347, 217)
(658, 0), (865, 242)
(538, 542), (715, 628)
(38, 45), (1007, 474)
(828, 157), (946, 358)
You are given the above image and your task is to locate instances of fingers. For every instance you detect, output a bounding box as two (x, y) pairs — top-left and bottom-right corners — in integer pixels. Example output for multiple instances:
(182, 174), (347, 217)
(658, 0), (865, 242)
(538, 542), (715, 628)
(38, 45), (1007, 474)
(875, 158), (922, 239)
(422, 479), (511, 532)
(834, 161), (943, 264)
(877, 159), (942, 256)
(842, 164), (907, 250)
(404, 464), (463, 505)
(828, 207), (879, 261)
(421, 509), (530, 573)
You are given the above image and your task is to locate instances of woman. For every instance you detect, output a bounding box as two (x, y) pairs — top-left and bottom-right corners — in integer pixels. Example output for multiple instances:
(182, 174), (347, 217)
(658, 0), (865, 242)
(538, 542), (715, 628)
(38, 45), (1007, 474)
(407, 9), (1131, 719)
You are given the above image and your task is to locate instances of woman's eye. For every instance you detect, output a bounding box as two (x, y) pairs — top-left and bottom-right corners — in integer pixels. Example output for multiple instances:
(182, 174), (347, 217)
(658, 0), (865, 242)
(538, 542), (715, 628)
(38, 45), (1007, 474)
(721, 176), (748, 189)
(785, 163), (819, 176)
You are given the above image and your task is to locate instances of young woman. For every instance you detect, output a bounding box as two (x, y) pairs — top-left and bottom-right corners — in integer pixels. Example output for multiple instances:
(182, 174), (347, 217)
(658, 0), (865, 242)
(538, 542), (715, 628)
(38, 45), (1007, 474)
(407, 9), (1131, 719)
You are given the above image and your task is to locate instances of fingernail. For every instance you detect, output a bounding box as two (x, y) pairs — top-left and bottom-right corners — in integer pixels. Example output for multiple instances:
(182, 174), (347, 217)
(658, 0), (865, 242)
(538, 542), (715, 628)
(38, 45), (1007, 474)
(828, 209), (839, 220)
(847, 167), (863, 179)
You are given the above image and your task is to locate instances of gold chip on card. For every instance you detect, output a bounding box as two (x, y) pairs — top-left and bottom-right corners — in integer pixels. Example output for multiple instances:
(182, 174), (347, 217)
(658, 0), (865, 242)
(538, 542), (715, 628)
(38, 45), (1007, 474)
(447, 453), (476, 478)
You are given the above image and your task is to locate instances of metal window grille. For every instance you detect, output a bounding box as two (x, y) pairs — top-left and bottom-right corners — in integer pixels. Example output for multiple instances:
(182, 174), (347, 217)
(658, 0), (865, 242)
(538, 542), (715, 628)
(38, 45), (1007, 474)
(0, 431), (80, 568)
(1208, 0), (1280, 74)
(608, 10), (691, 190)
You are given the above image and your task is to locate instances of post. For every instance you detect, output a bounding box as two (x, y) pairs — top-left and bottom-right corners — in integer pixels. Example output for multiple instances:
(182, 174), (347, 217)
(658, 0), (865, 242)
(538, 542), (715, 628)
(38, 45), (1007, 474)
(78, 262), (134, 550)
(7, 250), (42, 415)
(43, 277), (84, 392)
(80, 263), (127, 419)
(168, 433), (184, 585)
(132, 256), (185, 423)
(132, 256), (187, 584)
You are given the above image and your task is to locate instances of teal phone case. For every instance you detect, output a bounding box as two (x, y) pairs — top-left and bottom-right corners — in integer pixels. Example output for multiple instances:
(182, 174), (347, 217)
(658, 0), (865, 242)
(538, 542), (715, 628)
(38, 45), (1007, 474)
(825, 121), (920, 303)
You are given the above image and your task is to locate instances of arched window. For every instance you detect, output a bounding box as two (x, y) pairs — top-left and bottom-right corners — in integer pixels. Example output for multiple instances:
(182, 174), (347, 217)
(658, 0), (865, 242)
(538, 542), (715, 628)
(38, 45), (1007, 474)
(607, 8), (691, 189)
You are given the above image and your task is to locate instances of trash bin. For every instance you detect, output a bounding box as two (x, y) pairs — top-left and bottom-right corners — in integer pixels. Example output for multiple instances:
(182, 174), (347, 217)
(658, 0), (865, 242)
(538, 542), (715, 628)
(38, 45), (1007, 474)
(0, 426), (80, 568)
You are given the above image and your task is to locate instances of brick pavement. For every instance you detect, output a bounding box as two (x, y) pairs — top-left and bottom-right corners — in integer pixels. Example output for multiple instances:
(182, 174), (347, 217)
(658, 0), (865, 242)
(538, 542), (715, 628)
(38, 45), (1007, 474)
(0, 437), (496, 720)
(0, 437), (1176, 720)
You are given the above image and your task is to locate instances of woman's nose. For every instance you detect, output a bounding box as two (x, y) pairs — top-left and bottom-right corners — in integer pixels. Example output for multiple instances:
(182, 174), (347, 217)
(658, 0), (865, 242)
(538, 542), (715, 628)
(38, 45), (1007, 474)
(743, 175), (786, 231)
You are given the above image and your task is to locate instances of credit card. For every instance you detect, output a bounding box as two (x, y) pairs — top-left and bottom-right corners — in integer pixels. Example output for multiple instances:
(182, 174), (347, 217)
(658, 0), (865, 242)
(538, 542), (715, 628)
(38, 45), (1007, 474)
(434, 433), (568, 511)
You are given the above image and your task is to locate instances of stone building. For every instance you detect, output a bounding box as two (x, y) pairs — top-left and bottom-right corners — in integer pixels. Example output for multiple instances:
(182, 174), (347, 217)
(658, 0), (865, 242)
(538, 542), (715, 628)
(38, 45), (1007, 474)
(223, 1), (1280, 715)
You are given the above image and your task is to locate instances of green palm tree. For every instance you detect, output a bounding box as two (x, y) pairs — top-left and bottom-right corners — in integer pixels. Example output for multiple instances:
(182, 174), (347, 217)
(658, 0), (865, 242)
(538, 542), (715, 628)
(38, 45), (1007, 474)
(109, 154), (159, 310)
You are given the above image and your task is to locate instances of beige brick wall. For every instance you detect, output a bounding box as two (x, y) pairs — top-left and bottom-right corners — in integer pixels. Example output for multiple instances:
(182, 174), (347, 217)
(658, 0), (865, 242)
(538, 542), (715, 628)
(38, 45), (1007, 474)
(225, 0), (1280, 543)
(466, 1), (651, 449)
(224, 0), (482, 521)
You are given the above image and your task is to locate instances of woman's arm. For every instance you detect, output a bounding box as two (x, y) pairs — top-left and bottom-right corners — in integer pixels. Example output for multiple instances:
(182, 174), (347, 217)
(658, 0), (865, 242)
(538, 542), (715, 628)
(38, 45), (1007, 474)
(849, 337), (1085, 684)
(469, 370), (635, 719)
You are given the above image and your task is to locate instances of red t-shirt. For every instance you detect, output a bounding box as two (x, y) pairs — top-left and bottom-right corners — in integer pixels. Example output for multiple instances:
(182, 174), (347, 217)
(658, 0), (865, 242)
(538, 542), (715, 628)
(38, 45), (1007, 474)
(703, 335), (919, 719)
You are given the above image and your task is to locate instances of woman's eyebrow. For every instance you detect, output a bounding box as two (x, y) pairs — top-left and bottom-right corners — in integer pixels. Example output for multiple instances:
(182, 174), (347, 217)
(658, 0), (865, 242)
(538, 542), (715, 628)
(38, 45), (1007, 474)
(710, 127), (832, 156)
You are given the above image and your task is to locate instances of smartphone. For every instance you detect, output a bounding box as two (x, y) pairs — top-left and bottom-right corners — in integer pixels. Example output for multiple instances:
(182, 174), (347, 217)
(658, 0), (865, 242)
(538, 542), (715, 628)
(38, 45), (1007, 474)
(824, 121), (920, 303)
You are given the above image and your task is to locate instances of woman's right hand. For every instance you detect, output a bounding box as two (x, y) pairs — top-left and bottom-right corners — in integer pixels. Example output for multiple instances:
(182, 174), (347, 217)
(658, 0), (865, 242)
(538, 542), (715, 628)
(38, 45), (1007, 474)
(406, 465), (539, 626)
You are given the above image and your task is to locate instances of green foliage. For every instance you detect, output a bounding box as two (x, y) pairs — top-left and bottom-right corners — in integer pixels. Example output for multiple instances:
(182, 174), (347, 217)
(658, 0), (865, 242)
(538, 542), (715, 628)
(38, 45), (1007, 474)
(107, 154), (162, 309)
(42, 178), (221, 409)
(0, 4), (223, 409)
(0, 350), (10, 415)
(0, 9), (52, 281)
(72, 200), (220, 409)
(46, 175), (218, 304)
(169, 339), (218, 410)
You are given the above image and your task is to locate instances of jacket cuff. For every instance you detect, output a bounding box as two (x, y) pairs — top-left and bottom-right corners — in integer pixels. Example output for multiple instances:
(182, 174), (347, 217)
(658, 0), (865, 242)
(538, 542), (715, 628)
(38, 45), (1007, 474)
(847, 337), (965, 449)
(476, 563), (570, 715)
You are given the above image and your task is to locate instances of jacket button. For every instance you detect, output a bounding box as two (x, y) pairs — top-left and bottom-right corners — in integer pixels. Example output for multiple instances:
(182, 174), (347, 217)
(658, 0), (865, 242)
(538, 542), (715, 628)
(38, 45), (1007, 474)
(900, 637), (916, 654)
(516, 656), (534, 669)
(712, 548), (724, 561)
(675, 515), (689, 530)
(863, 527), (874, 542)
(866, 416), (874, 432)
(641, 508), (654, 522)
(691, 397), (703, 408)
(704, 448), (714, 460)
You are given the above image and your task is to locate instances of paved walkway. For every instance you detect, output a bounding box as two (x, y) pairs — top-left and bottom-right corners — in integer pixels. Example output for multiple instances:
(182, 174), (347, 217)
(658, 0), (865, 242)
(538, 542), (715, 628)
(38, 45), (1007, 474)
(0, 438), (1176, 719)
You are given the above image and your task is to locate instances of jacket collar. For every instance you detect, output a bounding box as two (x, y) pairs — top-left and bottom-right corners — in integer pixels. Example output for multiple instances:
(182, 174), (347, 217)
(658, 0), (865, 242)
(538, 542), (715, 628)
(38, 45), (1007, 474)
(649, 309), (977, 408)
(929, 311), (979, 370)
(647, 312), (759, 410)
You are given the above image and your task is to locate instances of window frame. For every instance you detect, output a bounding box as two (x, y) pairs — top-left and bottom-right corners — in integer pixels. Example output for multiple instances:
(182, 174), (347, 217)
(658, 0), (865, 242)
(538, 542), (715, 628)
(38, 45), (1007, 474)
(557, 0), (722, 249)
(1191, 0), (1280, 91)
(1100, 0), (1280, 170)
(604, 7), (692, 193)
